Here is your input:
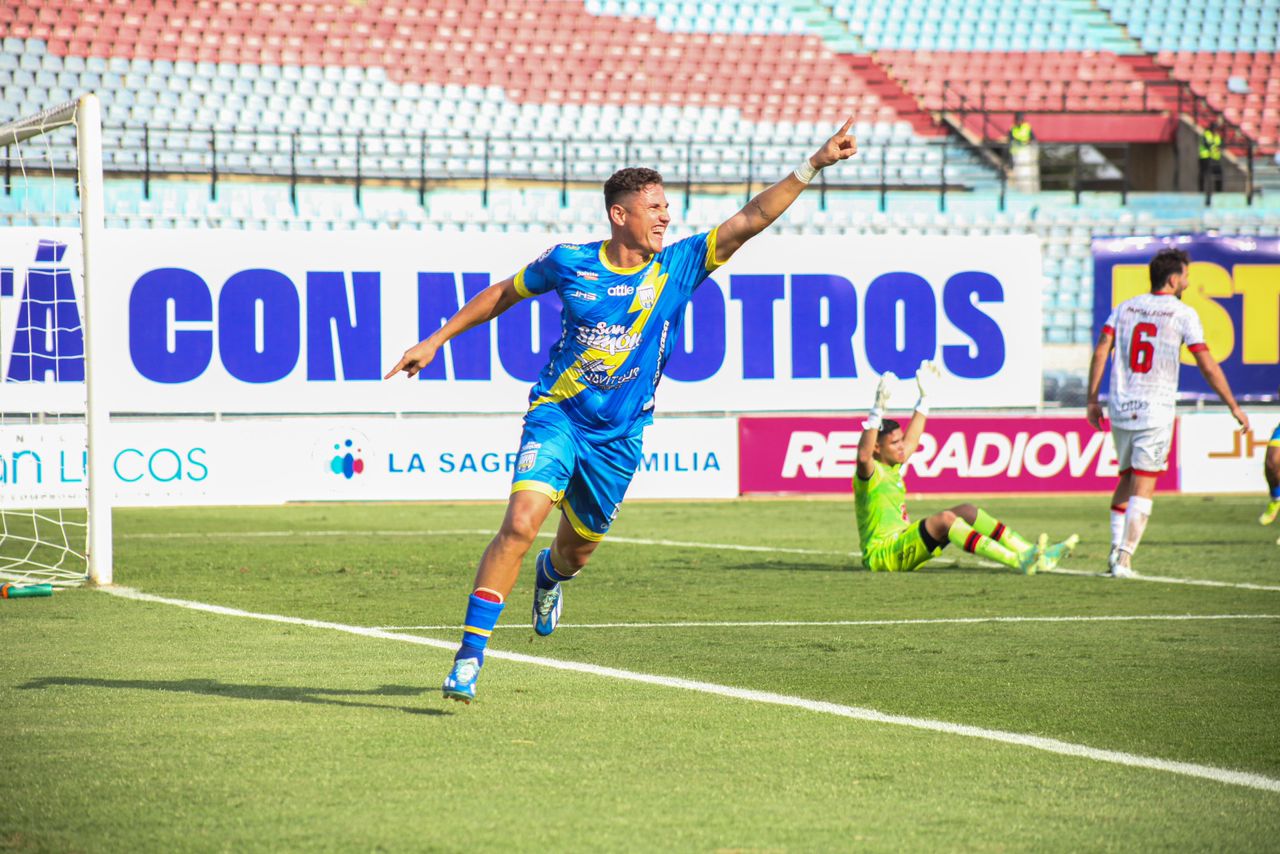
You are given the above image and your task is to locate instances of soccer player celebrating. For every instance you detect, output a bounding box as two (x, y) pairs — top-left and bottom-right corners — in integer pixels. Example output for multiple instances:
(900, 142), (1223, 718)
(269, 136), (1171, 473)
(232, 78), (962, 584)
(1261, 423), (1280, 534)
(1086, 247), (1250, 577)
(386, 119), (859, 703)
(854, 363), (1078, 574)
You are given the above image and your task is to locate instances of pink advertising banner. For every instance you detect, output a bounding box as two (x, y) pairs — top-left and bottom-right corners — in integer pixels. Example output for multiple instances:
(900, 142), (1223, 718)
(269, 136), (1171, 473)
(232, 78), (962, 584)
(738, 416), (1179, 494)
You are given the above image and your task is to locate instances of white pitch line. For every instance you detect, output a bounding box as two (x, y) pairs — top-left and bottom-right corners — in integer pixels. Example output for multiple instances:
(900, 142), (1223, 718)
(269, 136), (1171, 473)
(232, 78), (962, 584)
(372, 613), (1280, 631)
(122, 528), (852, 556)
(121, 528), (1280, 591)
(1045, 566), (1280, 592)
(101, 585), (1280, 795)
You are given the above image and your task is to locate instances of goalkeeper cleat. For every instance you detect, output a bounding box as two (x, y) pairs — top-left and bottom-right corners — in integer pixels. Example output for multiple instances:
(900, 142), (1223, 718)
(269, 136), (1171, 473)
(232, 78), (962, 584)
(532, 549), (563, 637)
(1018, 533), (1047, 575)
(442, 656), (481, 704)
(1260, 500), (1280, 526)
(1041, 534), (1080, 571)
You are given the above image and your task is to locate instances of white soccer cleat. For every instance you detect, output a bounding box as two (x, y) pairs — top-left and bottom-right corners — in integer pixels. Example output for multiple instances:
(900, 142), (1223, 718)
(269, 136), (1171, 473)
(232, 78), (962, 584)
(1107, 547), (1136, 578)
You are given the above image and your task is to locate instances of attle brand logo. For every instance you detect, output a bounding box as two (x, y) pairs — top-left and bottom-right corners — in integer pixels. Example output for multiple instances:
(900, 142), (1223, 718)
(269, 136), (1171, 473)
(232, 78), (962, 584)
(329, 438), (366, 479)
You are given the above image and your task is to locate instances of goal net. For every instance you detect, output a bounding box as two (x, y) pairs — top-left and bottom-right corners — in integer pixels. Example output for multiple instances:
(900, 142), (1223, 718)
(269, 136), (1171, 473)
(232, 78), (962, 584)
(0, 94), (111, 586)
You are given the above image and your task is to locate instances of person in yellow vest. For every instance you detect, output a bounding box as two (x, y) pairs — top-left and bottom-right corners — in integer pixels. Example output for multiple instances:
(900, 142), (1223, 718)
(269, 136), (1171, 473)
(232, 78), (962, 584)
(1198, 120), (1223, 192)
(1009, 112), (1035, 157)
(1008, 112), (1038, 191)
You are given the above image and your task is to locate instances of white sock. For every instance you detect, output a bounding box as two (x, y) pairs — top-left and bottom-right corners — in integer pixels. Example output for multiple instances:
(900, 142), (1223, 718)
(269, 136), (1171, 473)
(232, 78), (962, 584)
(1119, 495), (1153, 561)
(1110, 506), (1126, 550)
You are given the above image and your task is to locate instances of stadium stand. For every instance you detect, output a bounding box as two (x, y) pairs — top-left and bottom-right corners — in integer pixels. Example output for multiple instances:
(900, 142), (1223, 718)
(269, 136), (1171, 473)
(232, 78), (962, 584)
(1, 0), (1278, 353)
(1102, 0), (1279, 156)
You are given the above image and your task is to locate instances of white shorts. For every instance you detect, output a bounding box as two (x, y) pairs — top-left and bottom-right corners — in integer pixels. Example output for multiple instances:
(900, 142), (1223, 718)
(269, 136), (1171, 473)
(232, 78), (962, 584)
(1112, 424), (1173, 476)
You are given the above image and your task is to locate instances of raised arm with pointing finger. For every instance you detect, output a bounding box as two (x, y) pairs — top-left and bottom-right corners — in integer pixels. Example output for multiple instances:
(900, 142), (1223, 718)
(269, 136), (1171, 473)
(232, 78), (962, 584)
(384, 119), (859, 383)
(710, 116), (858, 265)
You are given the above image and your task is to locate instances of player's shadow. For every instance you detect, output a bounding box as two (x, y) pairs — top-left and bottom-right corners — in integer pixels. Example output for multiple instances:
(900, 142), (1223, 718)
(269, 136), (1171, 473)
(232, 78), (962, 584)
(722, 559), (1010, 574)
(19, 677), (447, 716)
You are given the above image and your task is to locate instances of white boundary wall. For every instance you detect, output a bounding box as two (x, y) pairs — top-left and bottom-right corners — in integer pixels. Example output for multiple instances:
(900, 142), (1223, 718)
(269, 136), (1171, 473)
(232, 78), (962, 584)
(0, 416), (739, 507)
(1180, 412), (1280, 494)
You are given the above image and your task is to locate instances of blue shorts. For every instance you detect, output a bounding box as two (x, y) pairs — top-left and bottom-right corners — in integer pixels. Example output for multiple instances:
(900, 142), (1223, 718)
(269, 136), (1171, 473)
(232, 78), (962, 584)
(511, 406), (645, 542)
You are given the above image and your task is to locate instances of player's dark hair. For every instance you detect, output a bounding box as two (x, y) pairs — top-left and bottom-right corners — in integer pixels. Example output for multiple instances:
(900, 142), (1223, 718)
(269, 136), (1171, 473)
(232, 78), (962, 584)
(604, 167), (664, 210)
(1149, 248), (1190, 291)
(878, 419), (902, 438)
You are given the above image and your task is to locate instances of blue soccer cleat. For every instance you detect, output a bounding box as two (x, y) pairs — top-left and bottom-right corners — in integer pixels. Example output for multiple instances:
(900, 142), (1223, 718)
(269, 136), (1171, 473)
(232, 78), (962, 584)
(442, 656), (481, 704)
(532, 548), (563, 637)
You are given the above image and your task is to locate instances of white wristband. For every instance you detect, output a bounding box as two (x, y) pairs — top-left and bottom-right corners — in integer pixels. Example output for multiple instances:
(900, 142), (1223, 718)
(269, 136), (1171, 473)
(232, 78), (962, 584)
(792, 158), (819, 184)
(914, 397), (929, 415)
(863, 412), (883, 431)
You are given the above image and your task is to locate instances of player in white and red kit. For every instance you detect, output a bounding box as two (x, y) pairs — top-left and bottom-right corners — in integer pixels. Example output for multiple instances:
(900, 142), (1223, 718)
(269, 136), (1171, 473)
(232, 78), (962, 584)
(1086, 248), (1249, 577)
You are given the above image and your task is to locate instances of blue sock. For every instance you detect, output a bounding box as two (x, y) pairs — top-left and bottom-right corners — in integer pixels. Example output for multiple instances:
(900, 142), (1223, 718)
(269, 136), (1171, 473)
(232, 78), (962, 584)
(535, 548), (574, 590)
(456, 592), (504, 665)
(1271, 484), (1280, 500)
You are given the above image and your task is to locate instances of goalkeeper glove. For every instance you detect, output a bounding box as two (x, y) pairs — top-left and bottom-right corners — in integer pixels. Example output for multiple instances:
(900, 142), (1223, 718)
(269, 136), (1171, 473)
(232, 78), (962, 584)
(914, 360), (940, 414)
(865, 372), (896, 430)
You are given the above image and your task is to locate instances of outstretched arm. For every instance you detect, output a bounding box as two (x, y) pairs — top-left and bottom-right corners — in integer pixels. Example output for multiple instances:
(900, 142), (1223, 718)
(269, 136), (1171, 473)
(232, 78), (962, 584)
(856, 422), (880, 482)
(856, 372), (895, 480)
(713, 116), (858, 265)
(901, 361), (938, 459)
(1192, 348), (1250, 432)
(902, 410), (927, 460)
(1085, 330), (1114, 431)
(384, 275), (524, 379)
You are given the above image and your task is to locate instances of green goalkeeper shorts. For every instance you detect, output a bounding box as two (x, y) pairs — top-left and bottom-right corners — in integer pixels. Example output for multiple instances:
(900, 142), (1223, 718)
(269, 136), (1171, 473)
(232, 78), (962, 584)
(863, 522), (943, 572)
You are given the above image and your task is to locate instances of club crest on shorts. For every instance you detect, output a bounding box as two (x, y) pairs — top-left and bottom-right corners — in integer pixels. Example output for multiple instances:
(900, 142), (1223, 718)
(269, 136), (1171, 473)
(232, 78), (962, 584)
(517, 441), (541, 473)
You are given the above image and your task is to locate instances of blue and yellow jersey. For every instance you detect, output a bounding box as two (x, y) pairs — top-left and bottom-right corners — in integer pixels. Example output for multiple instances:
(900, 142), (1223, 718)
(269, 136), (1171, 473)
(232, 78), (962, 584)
(1270, 422), (1280, 448)
(513, 229), (722, 442)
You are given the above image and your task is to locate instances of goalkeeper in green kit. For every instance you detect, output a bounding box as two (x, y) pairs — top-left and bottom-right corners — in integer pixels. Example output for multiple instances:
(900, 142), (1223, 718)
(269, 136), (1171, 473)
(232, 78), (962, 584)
(853, 362), (1079, 573)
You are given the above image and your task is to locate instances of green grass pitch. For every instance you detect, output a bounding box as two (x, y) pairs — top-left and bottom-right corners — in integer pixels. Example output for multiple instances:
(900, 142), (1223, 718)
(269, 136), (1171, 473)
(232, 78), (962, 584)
(2, 494), (1278, 851)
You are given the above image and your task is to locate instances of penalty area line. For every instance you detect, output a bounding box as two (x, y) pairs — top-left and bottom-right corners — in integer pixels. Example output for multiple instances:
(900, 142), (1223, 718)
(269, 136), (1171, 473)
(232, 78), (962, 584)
(101, 585), (1280, 795)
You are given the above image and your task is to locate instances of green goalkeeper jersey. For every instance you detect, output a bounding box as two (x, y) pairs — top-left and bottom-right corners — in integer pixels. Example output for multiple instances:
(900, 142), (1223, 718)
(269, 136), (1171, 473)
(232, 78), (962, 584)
(853, 459), (911, 549)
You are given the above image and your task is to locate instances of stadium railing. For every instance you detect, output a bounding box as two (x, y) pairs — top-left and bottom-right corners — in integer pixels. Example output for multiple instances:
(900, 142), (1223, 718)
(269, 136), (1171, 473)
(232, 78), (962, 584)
(74, 126), (999, 216)
(938, 77), (1260, 205)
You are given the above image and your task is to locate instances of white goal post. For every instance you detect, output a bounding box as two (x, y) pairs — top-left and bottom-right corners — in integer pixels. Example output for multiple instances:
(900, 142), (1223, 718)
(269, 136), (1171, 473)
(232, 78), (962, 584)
(0, 93), (111, 585)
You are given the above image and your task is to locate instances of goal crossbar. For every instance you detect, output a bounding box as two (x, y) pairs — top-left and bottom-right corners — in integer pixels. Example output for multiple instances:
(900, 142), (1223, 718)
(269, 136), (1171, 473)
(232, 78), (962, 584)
(0, 99), (81, 148)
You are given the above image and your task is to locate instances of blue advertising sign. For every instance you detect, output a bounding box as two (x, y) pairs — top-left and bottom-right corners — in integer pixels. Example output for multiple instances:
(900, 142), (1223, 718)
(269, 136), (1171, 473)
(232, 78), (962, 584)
(2, 229), (1045, 413)
(1093, 234), (1280, 399)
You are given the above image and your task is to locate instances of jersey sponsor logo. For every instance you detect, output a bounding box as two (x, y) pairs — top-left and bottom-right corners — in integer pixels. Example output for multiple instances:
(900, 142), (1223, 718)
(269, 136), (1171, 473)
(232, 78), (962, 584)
(581, 363), (641, 390)
(652, 319), (670, 388)
(607, 284), (634, 297)
(575, 322), (642, 354)
(567, 289), (597, 302)
(575, 270), (599, 281)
